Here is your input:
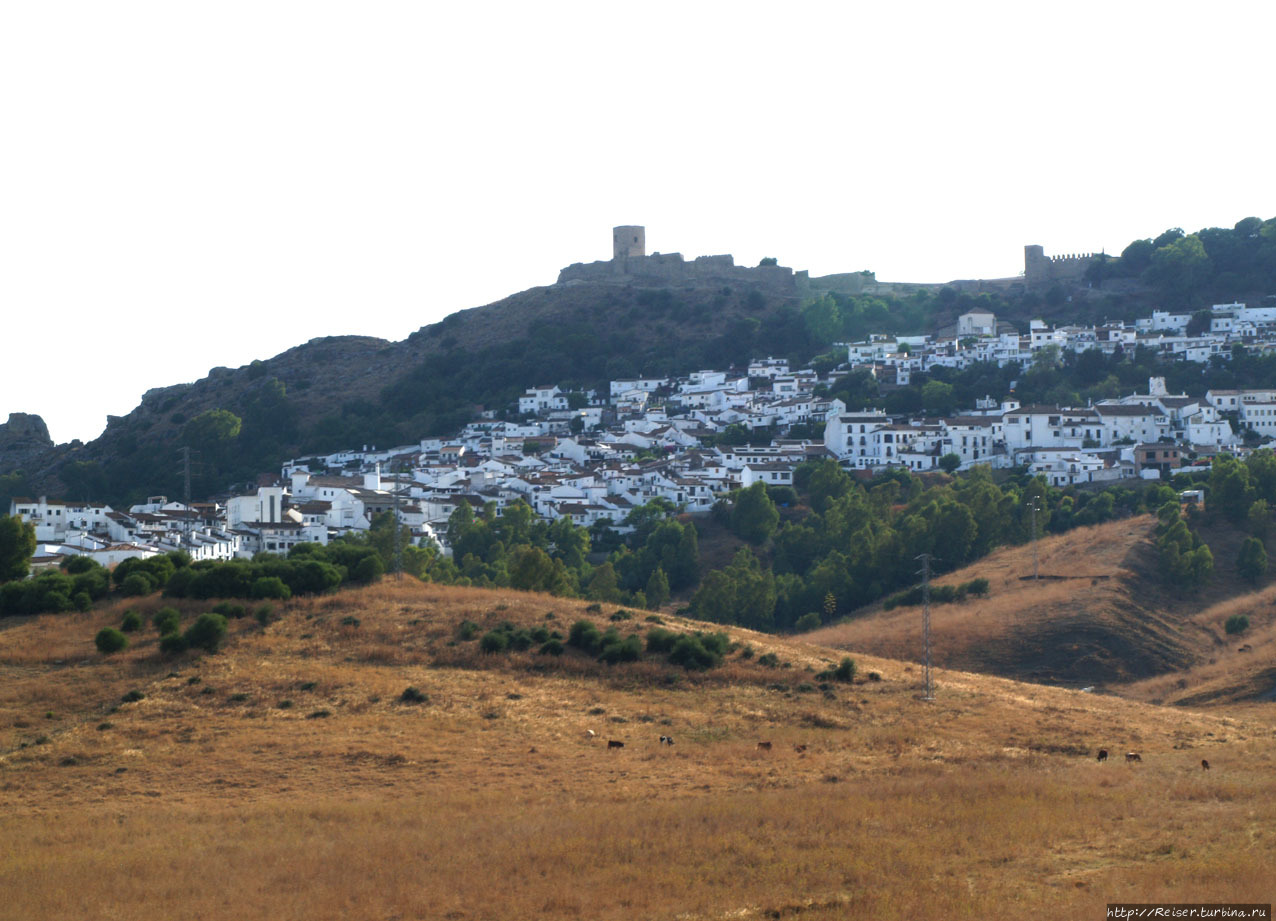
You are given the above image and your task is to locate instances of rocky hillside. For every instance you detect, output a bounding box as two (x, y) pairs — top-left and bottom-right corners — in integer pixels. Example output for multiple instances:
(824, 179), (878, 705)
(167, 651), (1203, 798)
(5, 278), (812, 502)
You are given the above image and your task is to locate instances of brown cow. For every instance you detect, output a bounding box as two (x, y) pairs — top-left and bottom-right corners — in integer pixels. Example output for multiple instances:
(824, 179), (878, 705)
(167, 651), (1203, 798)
(757, 741), (773, 752)
(1202, 759), (1210, 771)
(607, 740), (624, 750)
(1097, 749), (1108, 762)
(1125, 752), (1142, 763)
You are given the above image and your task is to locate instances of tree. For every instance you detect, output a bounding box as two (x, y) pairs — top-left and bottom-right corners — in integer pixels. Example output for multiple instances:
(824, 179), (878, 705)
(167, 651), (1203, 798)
(1237, 537), (1268, 584)
(1145, 234), (1213, 304)
(730, 482), (780, 545)
(644, 566), (670, 610)
(182, 409), (242, 448)
(921, 380), (956, 416)
(0, 514), (36, 582)
(1209, 454), (1254, 524)
(939, 453), (961, 474)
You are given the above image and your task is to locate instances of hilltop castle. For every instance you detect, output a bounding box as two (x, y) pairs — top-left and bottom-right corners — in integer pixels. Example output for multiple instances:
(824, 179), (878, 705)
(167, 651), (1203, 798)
(556, 225), (804, 295)
(557, 226), (1100, 297)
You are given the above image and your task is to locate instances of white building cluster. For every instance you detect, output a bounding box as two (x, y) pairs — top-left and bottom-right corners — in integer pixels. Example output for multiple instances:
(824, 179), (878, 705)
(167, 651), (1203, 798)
(11, 300), (1276, 568)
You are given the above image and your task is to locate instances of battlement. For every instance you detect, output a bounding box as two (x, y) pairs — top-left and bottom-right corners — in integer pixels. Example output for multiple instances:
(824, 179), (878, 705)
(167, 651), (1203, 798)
(557, 227), (800, 294)
(1024, 244), (1100, 289)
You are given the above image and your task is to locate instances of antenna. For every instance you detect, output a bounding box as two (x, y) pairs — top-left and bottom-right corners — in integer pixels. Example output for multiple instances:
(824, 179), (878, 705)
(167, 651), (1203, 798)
(916, 552), (935, 701)
(180, 447), (193, 552)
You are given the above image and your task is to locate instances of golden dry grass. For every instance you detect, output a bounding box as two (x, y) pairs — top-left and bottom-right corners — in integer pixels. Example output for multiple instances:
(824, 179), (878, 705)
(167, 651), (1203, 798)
(2, 580), (1275, 920)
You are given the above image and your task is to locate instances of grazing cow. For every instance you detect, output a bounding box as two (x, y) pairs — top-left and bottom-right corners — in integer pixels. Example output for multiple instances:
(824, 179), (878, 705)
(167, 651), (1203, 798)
(607, 739), (624, 750)
(757, 741), (773, 752)
(1125, 752), (1142, 763)
(1202, 759), (1210, 771)
(794, 744), (807, 754)
(659, 735), (675, 746)
(1097, 749), (1108, 762)
(585, 729), (596, 740)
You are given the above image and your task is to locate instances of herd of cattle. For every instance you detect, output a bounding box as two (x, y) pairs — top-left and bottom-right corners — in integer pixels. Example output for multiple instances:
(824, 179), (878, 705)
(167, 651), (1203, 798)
(589, 734), (1212, 769)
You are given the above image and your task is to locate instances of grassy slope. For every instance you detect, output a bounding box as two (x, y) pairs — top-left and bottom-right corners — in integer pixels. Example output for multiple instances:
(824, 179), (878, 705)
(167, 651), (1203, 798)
(805, 515), (1276, 696)
(2, 581), (1275, 920)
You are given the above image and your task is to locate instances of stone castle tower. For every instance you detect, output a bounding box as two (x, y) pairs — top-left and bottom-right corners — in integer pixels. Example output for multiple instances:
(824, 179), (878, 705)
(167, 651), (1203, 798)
(613, 225), (645, 261)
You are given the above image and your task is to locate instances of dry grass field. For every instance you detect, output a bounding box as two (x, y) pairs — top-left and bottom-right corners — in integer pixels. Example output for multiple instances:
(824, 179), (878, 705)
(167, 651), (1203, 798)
(2, 580), (1275, 920)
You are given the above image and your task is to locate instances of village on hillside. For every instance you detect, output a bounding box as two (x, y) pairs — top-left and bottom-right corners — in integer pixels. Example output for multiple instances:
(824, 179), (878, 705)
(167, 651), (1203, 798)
(12, 299), (1276, 571)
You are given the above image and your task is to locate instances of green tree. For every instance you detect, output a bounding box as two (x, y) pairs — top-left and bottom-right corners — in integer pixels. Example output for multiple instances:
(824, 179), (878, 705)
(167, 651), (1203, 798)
(1145, 234), (1213, 304)
(1237, 537), (1268, 584)
(182, 409), (242, 448)
(921, 380), (956, 416)
(644, 566), (670, 610)
(1209, 454), (1254, 524)
(0, 514), (36, 582)
(730, 481), (780, 544)
(939, 453), (961, 474)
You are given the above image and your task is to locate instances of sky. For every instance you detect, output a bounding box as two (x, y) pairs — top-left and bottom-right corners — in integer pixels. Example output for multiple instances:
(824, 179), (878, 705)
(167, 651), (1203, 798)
(3, 1), (1275, 446)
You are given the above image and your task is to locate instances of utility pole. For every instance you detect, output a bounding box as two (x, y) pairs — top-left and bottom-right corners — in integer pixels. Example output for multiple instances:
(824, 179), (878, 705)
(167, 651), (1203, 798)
(181, 447), (193, 551)
(1028, 497), (1041, 580)
(916, 552), (935, 701)
(390, 468), (403, 581)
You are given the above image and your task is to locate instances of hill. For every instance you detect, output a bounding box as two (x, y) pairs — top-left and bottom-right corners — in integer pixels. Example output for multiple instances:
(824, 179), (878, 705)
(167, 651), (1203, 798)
(803, 515), (1276, 693)
(2, 580), (1274, 919)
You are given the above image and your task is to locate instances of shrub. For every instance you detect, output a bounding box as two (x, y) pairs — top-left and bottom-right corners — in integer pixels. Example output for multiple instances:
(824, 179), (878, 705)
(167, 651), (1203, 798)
(585, 603), (602, 613)
(568, 619), (603, 654)
(153, 607), (181, 635)
(1225, 614), (1250, 635)
(340, 616), (361, 627)
(120, 610), (142, 632)
(251, 576), (291, 600)
(668, 635), (721, 671)
(120, 572), (154, 597)
(400, 686), (429, 704)
(739, 644), (755, 659)
(646, 627), (678, 654)
(794, 612), (822, 632)
(121, 689), (145, 702)
(537, 638), (564, 656)
(609, 609), (633, 621)
(95, 627), (128, 654)
(479, 630), (509, 654)
(757, 652), (780, 668)
(457, 620), (480, 641)
(966, 577), (991, 596)
(183, 612), (229, 652)
(160, 632), (189, 655)
(212, 602), (246, 619)
(254, 604), (274, 626)
(598, 633), (642, 664)
(833, 657), (857, 682)
(71, 592), (91, 612)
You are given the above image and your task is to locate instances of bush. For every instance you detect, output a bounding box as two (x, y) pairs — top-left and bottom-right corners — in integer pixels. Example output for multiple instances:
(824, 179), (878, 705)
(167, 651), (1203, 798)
(95, 627), (129, 654)
(120, 610), (141, 632)
(457, 620), (480, 641)
(794, 612), (822, 632)
(120, 572), (154, 597)
(153, 607), (181, 635)
(251, 577), (291, 600)
(609, 609), (633, 621)
(833, 657), (856, 682)
(646, 627), (678, 654)
(183, 612), (229, 652)
(73, 592), (92, 612)
(1225, 614), (1250, 635)
(568, 619), (603, 654)
(121, 689), (145, 702)
(400, 686), (429, 704)
(159, 632), (188, 655)
(668, 635), (721, 671)
(255, 604), (274, 626)
(966, 577), (990, 597)
(598, 633), (642, 664)
(212, 602), (246, 619)
(537, 638), (564, 656)
(479, 630), (509, 654)
(757, 652), (780, 668)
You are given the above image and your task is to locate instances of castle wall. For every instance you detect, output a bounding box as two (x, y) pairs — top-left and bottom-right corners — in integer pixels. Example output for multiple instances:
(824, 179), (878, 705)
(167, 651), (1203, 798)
(1024, 244), (1099, 289)
(557, 251), (799, 294)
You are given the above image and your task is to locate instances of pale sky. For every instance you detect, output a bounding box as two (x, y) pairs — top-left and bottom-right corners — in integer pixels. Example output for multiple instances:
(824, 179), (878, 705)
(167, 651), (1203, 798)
(3, 1), (1274, 445)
